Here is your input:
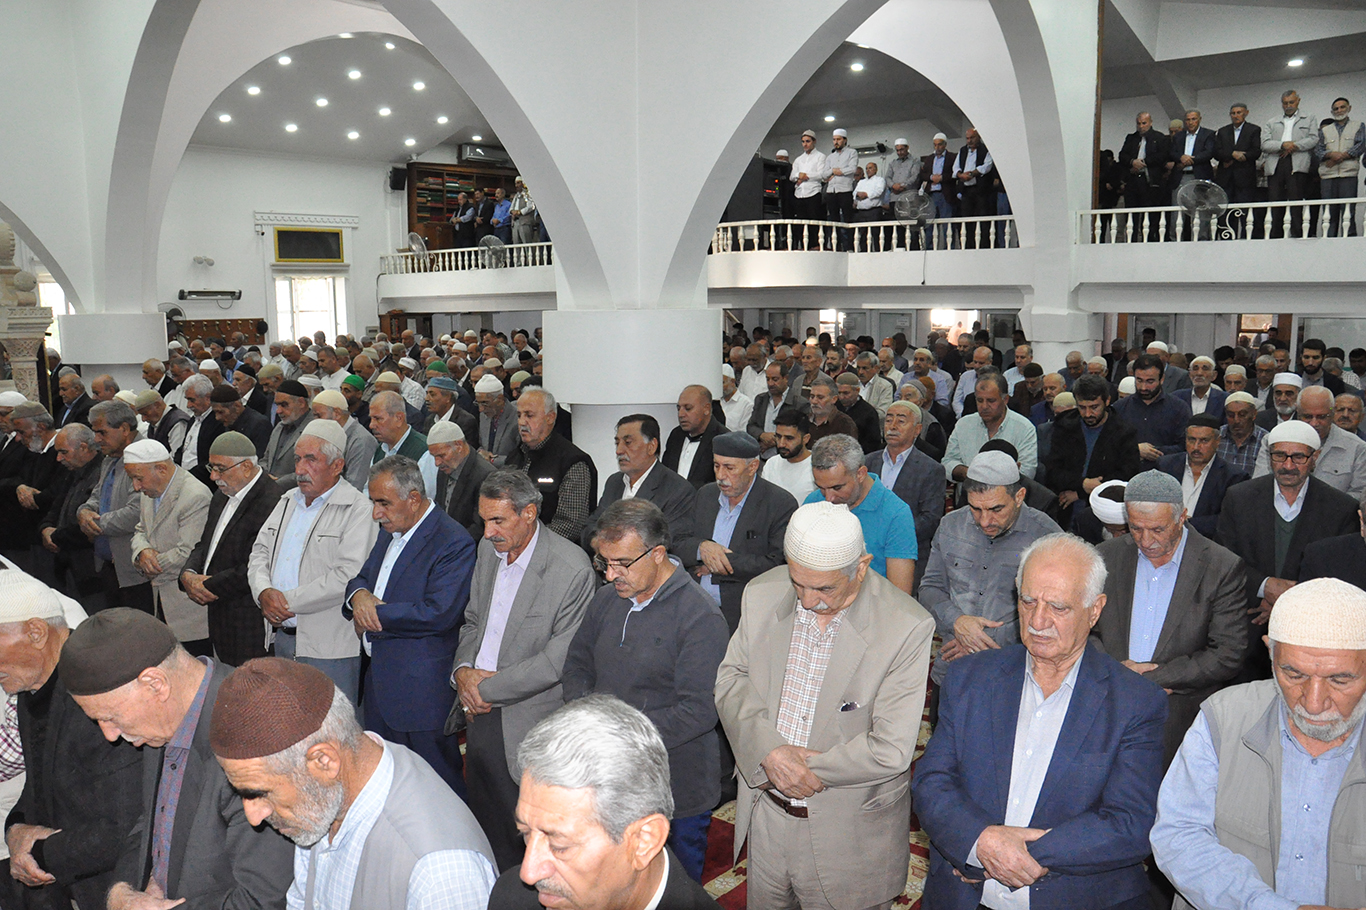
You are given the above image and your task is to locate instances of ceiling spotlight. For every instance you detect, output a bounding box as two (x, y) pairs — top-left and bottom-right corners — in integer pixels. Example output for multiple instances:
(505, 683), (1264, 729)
(824, 115), (836, 122)
(1288, 58), (1304, 67)
(412, 81), (426, 91)
(384, 41), (395, 50)
(316, 97), (328, 107)
(471, 134), (482, 141)
(285, 123), (298, 132)
(348, 69), (362, 80)
(278, 55), (291, 65)
(850, 62), (864, 72)
(338, 32), (352, 38)
(404, 138), (416, 146)
(437, 115), (449, 124)
(857, 43), (871, 48)
(218, 113), (232, 123)
(379, 107), (391, 116)
(347, 130), (360, 140)
(246, 85), (260, 95)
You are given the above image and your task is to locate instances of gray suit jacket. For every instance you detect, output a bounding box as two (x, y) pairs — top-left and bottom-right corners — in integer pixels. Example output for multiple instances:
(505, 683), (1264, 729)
(716, 567), (935, 910)
(1091, 526), (1247, 761)
(341, 417), (378, 491)
(1161, 364), (1192, 394)
(130, 467), (212, 641)
(866, 445), (945, 550)
(79, 433), (147, 588)
(479, 399), (521, 463)
(747, 388), (810, 448)
(449, 525), (596, 776)
(581, 462), (697, 551)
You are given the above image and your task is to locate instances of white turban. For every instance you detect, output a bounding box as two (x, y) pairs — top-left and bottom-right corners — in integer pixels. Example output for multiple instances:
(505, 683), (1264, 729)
(1089, 480), (1128, 526)
(1269, 577), (1366, 650)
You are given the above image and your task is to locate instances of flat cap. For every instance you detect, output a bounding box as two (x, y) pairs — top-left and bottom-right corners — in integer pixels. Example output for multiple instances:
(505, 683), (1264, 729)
(59, 608), (178, 696)
(966, 450), (1019, 485)
(209, 385), (240, 403)
(210, 658), (336, 760)
(1267, 420), (1321, 451)
(1124, 469), (1184, 506)
(712, 431), (761, 459)
(427, 376), (460, 393)
(132, 389), (162, 409)
(277, 379), (307, 399)
(209, 431), (257, 458)
(785, 502), (865, 571)
(10, 402), (48, 421)
(300, 419), (347, 452)
(122, 439), (172, 464)
(427, 420), (465, 444)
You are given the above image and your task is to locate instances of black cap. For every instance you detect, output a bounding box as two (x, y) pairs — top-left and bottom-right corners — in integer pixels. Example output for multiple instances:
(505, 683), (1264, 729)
(59, 608), (178, 696)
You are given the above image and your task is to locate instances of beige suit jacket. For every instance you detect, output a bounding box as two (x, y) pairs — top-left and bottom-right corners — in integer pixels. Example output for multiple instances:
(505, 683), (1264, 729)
(715, 565), (934, 910)
(130, 467), (211, 640)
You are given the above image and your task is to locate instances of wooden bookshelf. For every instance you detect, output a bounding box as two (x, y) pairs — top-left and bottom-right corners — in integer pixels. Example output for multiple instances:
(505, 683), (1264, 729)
(407, 162), (518, 250)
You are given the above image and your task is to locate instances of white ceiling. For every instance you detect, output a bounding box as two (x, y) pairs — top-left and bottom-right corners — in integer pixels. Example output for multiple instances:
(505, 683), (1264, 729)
(189, 32), (499, 163)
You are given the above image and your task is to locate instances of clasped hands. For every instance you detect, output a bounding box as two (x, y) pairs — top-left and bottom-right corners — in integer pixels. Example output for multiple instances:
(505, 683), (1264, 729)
(7, 823), (57, 887)
(350, 589), (384, 637)
(941, 615), (1003, 662)
(454, 667), (496, 717)
(957, 825), (1050, 890)
(695, 540), (733, 577)
(761, 744), (824, 800)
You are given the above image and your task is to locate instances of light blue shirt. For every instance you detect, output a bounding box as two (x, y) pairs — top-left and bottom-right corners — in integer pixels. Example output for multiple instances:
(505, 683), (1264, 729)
(878, 445), (912, 493)
(969, 650), (1084, 910)
(1151, 707), (1357, 910)
(699, 480), (754, 604)
(271, 484), (339, 628)
(1127, 527), (1188, 663)
(356, 502), (437, 656)
(287, 735), (497, 910)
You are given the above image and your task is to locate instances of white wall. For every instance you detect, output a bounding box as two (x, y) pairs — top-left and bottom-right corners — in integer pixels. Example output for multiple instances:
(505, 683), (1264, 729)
(760, 119), (963, 163)
(1100, 94), (1166, 155)
(1197, 70), (1366, 139)
(158, 145), (406, 339)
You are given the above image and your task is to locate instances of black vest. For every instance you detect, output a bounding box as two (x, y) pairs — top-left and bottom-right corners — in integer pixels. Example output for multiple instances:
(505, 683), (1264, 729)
(153, 407), (193, 461)
(507, 431), (597, 526)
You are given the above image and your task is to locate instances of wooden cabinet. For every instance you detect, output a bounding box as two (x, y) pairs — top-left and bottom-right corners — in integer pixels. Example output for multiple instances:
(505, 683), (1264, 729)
(407, 162), (518, 248)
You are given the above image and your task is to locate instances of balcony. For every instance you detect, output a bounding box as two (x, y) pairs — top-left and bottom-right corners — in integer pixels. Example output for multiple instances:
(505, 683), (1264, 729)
(377, 242), (555, 312)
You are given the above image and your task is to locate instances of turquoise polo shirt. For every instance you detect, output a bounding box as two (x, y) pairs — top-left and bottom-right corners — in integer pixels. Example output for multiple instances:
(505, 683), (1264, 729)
(804, 475), (918, 577)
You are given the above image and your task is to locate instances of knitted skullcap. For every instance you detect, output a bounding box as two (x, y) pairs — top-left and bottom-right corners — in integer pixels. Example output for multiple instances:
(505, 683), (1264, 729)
(712, 431), (761, 459)
(300, 419), (347, 452)
(235, 364), (257, 380)
(301, 350), (319, 362)
(1087, 356), (1107, 368)
(1273, 372), (1303, 389)
(1266, 420), (1321, 452)
(832, 128), (847, 138)
(1146, 341), (1169, 354)
(802, 129), (817, 139)
(721, 364), (735, 380)
(168, 341), (184, 350)
(775, 149), (789, 158)
(1089, 480), (1128, 526)
(1224, 365), (1247, 378)
(198, 359), (222, 372)
(1169, 119), (1184, 130)
(209, 431), (257, 458)
(312, 389), (347, 411)
(511, 370), (531, 384)
(399, 357), (419, 371)
(299, 375), (323, 389)
(257, 364), (283, 380)
(59, 608), (178, 696)
(426, 361), (449, 375)
(474, 374), (504, 395)
(1224, 391), (1258, 408)
(121, 439), (171, 464)
(0, 570), (65, 624)
(10, 402), (48, 421)
(933, 132), (947, 142)
(427, 420), (465, 444)
(209, 384), (240, 403)
(966, 450), (1019, 486)
(1118, 376), (1136, 394)
(1269, 578), (1366, 651)
(209, 658), (336, 760)
(894, 138), (909, 147)
(1052, 392), (1076, 410)
(439, 334), (452, 343)
(502, 357), (520, 371)
(277, 380), (307, 399)
(114, 391), (140, 407)
(337, 374), (361, 392)
(1124, 470), (1184, 506)
(374, 371), (402, 385)
(785, 502), (865, 571)
(450, 341), (468, 353)
(0, 392), (26, 408)
(132, 389), (162, 409)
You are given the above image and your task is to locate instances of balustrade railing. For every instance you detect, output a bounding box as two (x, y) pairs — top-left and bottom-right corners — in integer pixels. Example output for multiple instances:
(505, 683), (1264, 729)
(1077, 198), (1366, 243)
(380, 242), (554, 274)
(710, 216), (1019, 253)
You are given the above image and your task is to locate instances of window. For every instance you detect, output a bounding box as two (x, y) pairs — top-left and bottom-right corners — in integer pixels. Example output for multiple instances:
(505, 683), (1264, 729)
(38, 280), (75, 354)
(275, 275), (346, 341)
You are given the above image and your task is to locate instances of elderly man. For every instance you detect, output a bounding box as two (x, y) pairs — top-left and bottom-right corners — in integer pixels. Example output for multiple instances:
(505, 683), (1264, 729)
(134, 389), (190, 458)
(344, 455), (476, 796)
(952, 345), (994, 417)
(40, 424), (105, 609)
(1091, 471), (1247, 763)
(1253, 385), (1366, 498)
(1260, 89), (1319, 239)
(674, 432), (797, 634)
(369, 390), (436, 495)
(806, 375), (859, 448)
(716, 501), (933, 910)
(1157, 413), (1248, 538)
(448, 469), (595, 870)
(833, 372), (882, 454)
(915, 532), (1167, 910)
(55, 373), (93, 429)
(421, 374), (479, 441)
(0, 402), (59, 563)
(1151, 577), (1366, 909)
(124, 438), (212, 653)
(1222, 363), (1249, 393)
(429, 420), (495, 539)
(1218, 420), (1360, 679)
(77, 401), (152, 613)
(905, 346), (955, 405)
(212, 658), (495, 908)
(562, 500), (729, 882)
(867, 400), (944, 585)
(1335, 392), (1366, 442)
(142, 358), (176, 398)
(311, 388), (376, 491)
(921, 450), (1060, 689)
(719, 365), (754, 433)
(208, 384), (270, 459)
(1174, 355), (1226, 419)
(248, 419), (377, 701)
(232, 365), (269, 417)
(1218, 390), (1268, 477)
(505, 387), (597, 544)
(664, 384), (725, 489)
(60, 609), (294, 910)
(582, 413), (695, 552)
(1258, 371), (1303, 430)
(260, 378), (313, 490)
(180, 432), (283, 668)
(944, 370), (1039, 481)
(0, 572), (142, 910)
(474, 373), (519, 464)
(176, 373), (219, 476)
(491, 696), (719, 908)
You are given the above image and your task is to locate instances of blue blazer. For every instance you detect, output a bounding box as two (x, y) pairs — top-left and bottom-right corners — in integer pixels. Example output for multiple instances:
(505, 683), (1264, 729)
(345, 507), (476, 732)
(1168, 127), (1217, 181)
(1172, 386), (1227, 421)
(1156, 452), (1248, 539)
(913, 645), (1167, 910)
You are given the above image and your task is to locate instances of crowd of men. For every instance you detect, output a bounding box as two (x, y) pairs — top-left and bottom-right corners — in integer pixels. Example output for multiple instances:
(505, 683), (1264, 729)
(0, 318), (1361, 910)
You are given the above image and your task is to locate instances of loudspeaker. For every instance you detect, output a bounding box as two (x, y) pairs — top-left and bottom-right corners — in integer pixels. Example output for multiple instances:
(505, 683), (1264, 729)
(388, 167), (408, 191)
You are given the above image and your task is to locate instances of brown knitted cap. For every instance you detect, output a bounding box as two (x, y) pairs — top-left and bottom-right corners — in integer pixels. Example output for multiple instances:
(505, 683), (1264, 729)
(59, 608), (178, 696)
(209, 658), (335, 760)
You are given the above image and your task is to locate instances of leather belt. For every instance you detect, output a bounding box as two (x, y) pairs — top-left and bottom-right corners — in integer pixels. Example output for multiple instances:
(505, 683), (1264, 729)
(766, 790), (808, 819)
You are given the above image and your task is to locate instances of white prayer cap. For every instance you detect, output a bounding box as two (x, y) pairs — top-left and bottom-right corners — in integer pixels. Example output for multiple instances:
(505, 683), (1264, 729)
(114, 390), (140, 407)
(463, 330), (478, 338)
(784, 502), (865, 571)
(502, 357), (521, 371)
(0, 570), (65, 624)
(439, 334), (451, 343)
(374, 371), (401, 385)
(198, 359), (222, 373)
(966, 450), (1019, 486)
(0, 392), (26, 407)
(1224, 365), (1247, 378)
(721, 364), (735, 379)
(1273, 372), (1303, 389)
(1087, 356), (1107, 368)
(301, 350), (319, 362)
(1146, 341), (1169, 354)
(313, 389), (347, 411)
(775, 149), (789, 158)
(427, 421), (465, 445)
(474, 374), (504, 395)
(1266, 420), (1321, 452)
(122, 439), (172, 464)
(933, 132), (948, 142)
(399, 357), (419, 371)
(450, 341), (468, 353)
(1089, 480), (1128, 526)
(832, 128), (848, 138)
(1118, 376), (1136, 394)
(300, 419), (347, 452)
(894, 138), (909, 147)
(1191, 355), (1216, 368)
(168, 341), (185, 351)
(1269, 577), (1366, 650)
(299, 375), (323, 389)
(1225, 391), (1258, 408)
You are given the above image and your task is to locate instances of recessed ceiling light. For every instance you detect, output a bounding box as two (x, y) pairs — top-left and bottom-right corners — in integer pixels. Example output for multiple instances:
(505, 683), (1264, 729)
(850, 62), (864, 72)
(316, 97), (328, 107)
(379, 107), (391, 116)
(278, 55), (291, 65)
(285, 123), (298, 132)
(857, 43), (870, 48)
(824, 115), (836, 122)
(1288, 58), (1304, 67)
(384, 41), (395, 50)
(471, 135), (482, 141)
(218, 113), (231, 123)
(347, 130), (360, 140)
(246, 85), (260, 95)
(412, 81), (426, 91)
(348, 69), (362, 80)
(437, 115), (449, 124)
(405, 138), (416, 146)
(338, 32), (352, 38)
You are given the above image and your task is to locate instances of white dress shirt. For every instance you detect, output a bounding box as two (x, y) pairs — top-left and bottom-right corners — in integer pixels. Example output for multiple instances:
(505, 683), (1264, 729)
(181, 412), (206, 471)
(622, 462), (656, 500)
(854, 174), (887, 209)
(320, 369), (352, 392)
(790, 151), (828, 199)
(676, 436), (700, 480)
(1181, 462), (1210, 516)
(721, 391), (754, 432)
(204, 468), (264, 567)
(473, 525), (540, 671)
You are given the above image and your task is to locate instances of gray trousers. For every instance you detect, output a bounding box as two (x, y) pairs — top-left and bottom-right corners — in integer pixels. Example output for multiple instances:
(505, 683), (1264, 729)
(512, 216), (538, 244)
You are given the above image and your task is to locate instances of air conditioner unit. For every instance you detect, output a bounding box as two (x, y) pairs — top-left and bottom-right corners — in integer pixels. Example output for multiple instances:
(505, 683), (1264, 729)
(460, 144), (512, 166)
(178, 289), (242, 300)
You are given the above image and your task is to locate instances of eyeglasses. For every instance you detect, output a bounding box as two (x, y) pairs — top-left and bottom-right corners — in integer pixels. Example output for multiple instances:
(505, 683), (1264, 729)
(207, 459), (249, 476)
(1268, 451), (1312, 465)
(592, 548), (653, 575)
